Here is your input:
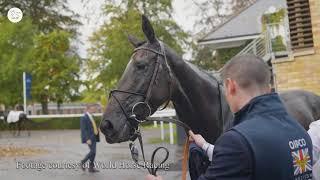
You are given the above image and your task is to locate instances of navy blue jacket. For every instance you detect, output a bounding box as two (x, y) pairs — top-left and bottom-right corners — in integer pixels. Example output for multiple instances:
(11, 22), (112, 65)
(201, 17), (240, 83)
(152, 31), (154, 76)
(198, 93), (313, 180)
(189, 142), (210, 179)
(80, 113), (100, 143)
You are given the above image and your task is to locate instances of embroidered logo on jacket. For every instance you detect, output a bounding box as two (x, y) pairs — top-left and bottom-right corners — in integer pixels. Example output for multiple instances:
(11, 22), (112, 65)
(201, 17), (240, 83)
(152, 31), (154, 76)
(291, 148), (312, 175)
(289, 138), (313, 180)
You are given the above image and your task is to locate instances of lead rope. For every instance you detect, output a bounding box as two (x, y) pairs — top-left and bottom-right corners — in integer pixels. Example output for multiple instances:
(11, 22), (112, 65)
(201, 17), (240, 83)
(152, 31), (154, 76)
(182, 137), (190, 180)
(130, 130), (169, 175)
(130, 118), (191, 179)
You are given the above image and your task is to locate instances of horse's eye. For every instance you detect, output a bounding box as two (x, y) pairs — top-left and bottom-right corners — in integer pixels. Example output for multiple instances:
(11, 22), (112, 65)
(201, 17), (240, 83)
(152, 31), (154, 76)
(136, 63), (146, 70)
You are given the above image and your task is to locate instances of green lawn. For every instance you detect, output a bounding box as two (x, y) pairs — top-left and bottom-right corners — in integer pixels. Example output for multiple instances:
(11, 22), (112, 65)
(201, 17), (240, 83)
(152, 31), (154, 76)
(142, 122), (174, 129)
(142, 122), (177, 144)
(148, 131), (177, 144)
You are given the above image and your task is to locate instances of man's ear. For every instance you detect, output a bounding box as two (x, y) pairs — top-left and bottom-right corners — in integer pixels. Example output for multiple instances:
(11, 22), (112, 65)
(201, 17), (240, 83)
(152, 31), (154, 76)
(141, 15), (156, 43)
(128, 34), (145, 48)
(226, 78), (236, 96)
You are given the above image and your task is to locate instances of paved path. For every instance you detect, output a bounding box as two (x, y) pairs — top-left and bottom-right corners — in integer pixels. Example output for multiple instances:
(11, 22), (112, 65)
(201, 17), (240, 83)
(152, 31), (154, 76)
(0, 129), (189, 180)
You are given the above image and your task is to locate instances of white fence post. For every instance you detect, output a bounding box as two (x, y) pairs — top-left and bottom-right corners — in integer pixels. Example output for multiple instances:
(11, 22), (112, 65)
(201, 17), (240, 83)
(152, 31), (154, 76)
(169, 122), (174, 144)
(153, 121), (157, 127)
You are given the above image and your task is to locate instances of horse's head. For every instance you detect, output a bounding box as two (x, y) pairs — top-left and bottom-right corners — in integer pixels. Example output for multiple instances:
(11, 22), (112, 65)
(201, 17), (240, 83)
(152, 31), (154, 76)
(100, 15), (173, 143)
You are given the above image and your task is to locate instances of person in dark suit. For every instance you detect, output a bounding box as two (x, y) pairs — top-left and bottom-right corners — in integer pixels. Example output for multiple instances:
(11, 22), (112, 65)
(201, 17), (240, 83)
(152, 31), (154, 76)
(80, 104), (100, 173)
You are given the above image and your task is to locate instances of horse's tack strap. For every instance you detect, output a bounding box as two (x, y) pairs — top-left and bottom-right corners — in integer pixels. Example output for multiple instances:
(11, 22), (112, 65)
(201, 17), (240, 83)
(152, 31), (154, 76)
(130, 132), (169, 176)
(147, 118), (191, 132)
(182, 138), (190, 180)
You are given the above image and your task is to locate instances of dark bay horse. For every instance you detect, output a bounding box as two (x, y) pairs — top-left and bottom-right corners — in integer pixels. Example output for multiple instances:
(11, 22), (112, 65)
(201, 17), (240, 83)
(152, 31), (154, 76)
(100, 15), (320, 145)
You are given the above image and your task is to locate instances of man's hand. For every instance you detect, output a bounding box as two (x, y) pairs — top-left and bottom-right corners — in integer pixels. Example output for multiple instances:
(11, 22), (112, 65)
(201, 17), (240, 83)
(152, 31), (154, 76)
(189, 130), (207, 148)
(86, 139), (92, 145)
(145, 174), (163, 180)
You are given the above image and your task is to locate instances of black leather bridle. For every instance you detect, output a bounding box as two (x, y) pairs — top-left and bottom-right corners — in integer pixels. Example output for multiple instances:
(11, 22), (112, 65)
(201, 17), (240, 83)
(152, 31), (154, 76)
(108, 41), (173, 139)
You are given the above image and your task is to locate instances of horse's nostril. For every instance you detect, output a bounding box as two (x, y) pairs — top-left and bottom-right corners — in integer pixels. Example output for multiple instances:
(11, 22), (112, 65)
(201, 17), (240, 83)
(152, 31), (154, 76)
(101, 120), (114, 131)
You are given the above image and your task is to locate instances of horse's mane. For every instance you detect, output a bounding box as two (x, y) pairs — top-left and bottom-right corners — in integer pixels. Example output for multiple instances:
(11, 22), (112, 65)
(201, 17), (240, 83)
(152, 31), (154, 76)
(186, 61), (222, 84)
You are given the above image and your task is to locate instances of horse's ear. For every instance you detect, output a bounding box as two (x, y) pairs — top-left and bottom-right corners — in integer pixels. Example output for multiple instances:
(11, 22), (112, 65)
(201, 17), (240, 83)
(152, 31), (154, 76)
(141, 15), (156, 43)
(128, 34), (144, 48)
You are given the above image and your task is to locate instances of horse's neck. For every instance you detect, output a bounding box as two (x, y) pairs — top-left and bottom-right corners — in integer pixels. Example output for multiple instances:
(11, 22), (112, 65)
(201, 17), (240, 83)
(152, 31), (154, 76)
(166, 47), (232, 143)
(171, 85), (197, 129)
(166, 47), (219, 109)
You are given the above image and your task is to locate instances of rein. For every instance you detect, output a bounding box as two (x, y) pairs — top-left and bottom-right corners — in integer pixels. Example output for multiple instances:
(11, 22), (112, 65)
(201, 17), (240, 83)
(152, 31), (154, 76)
(108, 41), (224, 179)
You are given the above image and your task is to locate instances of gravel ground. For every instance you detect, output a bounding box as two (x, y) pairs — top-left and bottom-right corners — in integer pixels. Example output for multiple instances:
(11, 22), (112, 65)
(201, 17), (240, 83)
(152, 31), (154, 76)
(0, 129), (189, 180)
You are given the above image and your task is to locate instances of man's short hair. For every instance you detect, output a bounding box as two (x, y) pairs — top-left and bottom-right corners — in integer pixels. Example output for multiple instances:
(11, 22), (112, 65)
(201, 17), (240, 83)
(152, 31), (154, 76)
(86, 103), (99, 110)
(220, 55), (271, 91)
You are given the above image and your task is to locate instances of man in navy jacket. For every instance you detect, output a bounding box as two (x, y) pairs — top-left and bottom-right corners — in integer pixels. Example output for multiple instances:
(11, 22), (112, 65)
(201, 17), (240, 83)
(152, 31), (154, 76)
(146, 55), (313, 180)
(80, 104), (100, 172)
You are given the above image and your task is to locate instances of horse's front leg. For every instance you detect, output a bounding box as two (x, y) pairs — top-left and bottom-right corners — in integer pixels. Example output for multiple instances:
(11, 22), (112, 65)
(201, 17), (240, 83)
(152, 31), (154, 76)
(17, 121), (21, 136)
(23, 118), (31, 137)
(27, 119), (31, 136)
(9, 123), (16, 136)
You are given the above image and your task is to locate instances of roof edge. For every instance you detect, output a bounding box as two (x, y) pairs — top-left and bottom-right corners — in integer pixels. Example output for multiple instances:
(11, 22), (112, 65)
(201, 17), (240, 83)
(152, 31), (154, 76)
(198, 34), (260, 45)
(197, 0), (259, 43)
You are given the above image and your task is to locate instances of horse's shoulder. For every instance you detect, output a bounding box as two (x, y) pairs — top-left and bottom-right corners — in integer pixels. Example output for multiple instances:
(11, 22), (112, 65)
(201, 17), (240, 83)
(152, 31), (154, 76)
(280, 89), (318, 98)
(280, 90), (320, 105)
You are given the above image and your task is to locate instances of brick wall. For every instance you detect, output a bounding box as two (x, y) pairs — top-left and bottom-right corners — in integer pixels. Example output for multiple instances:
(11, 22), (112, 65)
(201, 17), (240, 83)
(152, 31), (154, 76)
(309, 0), (320, 51)
(272, 0), (320, 94)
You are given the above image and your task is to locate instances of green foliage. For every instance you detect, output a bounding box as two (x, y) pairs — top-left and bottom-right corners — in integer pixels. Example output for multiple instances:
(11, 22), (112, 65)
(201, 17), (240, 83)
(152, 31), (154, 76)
(148, 131), (177, 144)
(192, 46), (216, 71)
(216, 46), (245, 67)
(192, 45), (246, 71)
(0, 0), (81, 111)
(0, 0), (80, 33)
(0, 17), (36, 106)
(143, 123), (177, 144)
(80, 88), (107, 106)
(261, 9), (286, 25)
(192, 0), (256, 71)
(272, 35), (287, 52)
(87, 0), (191, 95)
(29, 30), (81, 112)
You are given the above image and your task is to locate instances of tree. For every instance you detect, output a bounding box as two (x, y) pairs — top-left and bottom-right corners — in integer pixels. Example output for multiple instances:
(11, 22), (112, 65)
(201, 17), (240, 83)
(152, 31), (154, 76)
(0, 17), (35, 106)
(192, 45), (246, 71)
(192, 0), (256, 71)
(0, 0), (80, 34)
(86, 0), (191, 99)
(29, 30), (81, 114)
(192, 46), (217, 71)
(0, 0), (81, 112)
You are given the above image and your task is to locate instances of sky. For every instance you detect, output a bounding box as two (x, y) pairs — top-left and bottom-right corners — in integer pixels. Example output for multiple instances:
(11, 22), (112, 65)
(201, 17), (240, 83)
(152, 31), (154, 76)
(67, 0), (201, 59)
